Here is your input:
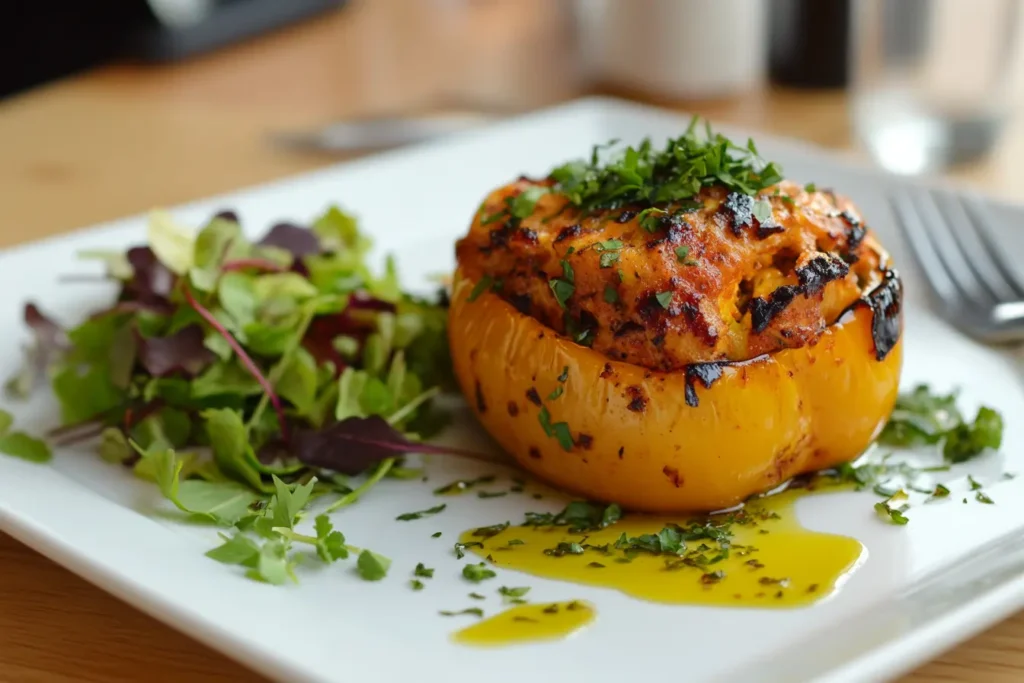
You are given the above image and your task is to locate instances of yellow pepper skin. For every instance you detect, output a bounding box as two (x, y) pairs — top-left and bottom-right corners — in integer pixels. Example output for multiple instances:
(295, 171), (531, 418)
(449, 270), (903, 513)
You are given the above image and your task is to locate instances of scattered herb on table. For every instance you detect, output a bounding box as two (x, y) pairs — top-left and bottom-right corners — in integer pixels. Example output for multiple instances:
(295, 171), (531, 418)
(414, 562), (435, 579)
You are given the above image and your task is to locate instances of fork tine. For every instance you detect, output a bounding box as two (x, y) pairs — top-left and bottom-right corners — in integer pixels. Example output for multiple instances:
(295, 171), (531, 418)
(889, 193), (961, 308)
(905, 187), (995, 308)
(930, 189), (1022, 303)
(960, 193), (1024, 300)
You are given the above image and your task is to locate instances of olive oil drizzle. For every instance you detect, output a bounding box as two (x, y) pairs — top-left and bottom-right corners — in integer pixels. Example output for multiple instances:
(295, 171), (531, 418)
(458, 485), (863, 609)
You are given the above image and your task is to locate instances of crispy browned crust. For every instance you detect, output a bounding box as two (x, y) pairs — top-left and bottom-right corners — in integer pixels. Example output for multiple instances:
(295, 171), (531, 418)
(455, 179), (889, 369)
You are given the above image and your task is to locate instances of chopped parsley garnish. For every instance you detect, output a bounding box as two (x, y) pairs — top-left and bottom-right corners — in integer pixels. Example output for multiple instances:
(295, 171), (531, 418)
(506, 539), (525, 546)
(674, 245), (697, 266)
(498, 586), (531, 602)
(928, 483), (950, 500)
(548, 117), (783, 214)
(467, 275), (495, 302)
(548, 385), (564, 400)
(874, 490), (910, 525)
(877, 384), (1003, 462)
(440, 608), (484, 618)
(538, 406), (574, 452)
(557, 366), (569, 382)
(637, 208), (668, 233)
(469, 592), (486, 600)
(432, 531), (442, 538)
(509, 186), (548, 218)
(414, 563), (435, 578)
(560, 259), (575, 283)
(395, 503), (447, 521)
(544, 542), (585, 557)
(478, 490), (508, 499)
(804, 182), (817, 192)
(462, 562), (497, 582)
(549, 278), (575, 309)
(599, 251), (620, 268)
(976, 491), (995, 504)
(410, 579), (425, 591)
(655, 291), (673, 309)
(434, 475), (496, 495)
(524, 501), (622, 532)
(594, 239), (623, 251)
(604, 285), (619, 304)
(752, 199), (773, 223)
(472, 521), (510, 538)
(968, 475), (983, 491)
(453, 541), (483, 559)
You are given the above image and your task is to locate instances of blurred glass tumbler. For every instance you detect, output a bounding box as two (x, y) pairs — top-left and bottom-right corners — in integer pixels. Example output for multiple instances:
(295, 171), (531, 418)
(852, 0), (1024, 174)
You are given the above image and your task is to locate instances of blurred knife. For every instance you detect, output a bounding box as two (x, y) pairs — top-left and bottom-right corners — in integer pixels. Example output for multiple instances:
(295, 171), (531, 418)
(272, 109), (506, 153)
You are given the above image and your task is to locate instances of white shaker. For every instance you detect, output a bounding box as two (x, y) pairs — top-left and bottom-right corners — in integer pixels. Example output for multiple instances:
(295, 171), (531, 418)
(576, 0), (767, 99)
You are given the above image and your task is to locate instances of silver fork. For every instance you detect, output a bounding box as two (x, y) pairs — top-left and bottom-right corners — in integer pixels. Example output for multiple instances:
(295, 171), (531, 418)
(890, 186), (1024, 343)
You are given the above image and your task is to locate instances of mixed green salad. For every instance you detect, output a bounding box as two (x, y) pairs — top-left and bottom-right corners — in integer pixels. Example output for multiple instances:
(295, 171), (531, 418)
(4, 205), (477, 583)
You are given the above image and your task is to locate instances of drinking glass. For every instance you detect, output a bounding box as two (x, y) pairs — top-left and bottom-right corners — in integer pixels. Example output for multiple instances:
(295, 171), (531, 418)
(851, 0), (1024, 174)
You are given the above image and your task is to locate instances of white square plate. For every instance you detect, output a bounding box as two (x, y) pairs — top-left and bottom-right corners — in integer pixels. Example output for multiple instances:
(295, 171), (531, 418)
(3, 97), (1024, 683)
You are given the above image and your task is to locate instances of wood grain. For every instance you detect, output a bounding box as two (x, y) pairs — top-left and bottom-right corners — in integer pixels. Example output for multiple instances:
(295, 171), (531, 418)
(0, 1), (1021, 681)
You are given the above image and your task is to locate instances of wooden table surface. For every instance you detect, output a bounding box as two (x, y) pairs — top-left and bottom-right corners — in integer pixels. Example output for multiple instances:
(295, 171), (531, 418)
(2, 1), (1024, 681)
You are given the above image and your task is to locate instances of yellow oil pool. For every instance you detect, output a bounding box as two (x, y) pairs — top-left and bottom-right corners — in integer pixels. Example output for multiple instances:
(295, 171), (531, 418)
(453, 601), (596, 646)
(458, 487), (863, 608)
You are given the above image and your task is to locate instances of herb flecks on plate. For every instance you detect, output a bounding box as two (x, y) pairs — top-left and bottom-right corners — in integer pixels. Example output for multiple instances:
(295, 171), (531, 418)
(8, 206), (467, 584)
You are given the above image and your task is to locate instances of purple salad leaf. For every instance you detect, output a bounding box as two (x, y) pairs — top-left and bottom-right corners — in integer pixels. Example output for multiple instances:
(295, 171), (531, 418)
(292, 415), (491, 475)
(125, 246), (177, 306)
(137, 324), (217, 378)
(259, 223), (321, 258)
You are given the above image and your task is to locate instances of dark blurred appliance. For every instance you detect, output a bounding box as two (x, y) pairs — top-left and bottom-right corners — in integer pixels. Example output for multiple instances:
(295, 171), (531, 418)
(0, 0), (345, 98)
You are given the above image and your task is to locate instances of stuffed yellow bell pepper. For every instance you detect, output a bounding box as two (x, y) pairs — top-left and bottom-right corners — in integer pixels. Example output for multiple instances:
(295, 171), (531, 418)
(449, 127), (903, 512)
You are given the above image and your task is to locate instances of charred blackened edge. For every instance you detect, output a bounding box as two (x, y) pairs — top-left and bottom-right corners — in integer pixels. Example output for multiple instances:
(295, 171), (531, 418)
(837, 267), (902, 361)
(749, 254), (851, 332)
(684, 362), (725, 407)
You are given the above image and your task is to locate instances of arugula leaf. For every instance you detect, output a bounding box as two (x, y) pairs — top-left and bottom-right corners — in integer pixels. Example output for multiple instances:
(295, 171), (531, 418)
(270, 475), (316, 530)
(206, 534), (260, 566)
(249, 537), (294, 585)
(0, 415), (52, 463)
(142, 443), (260, 525)
(147, 209), (196, 276)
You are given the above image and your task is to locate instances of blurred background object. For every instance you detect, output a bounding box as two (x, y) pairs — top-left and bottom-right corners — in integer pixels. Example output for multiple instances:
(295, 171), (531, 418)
(0, 0), (344, 97)
(577, 0), (767, 100)
(851, 0), (1024, 175)
(768, 0), (852, 88)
